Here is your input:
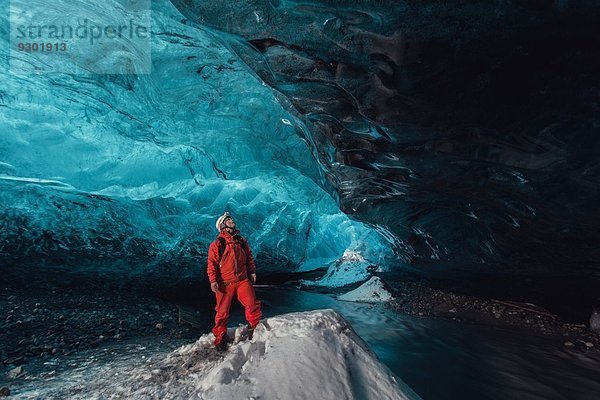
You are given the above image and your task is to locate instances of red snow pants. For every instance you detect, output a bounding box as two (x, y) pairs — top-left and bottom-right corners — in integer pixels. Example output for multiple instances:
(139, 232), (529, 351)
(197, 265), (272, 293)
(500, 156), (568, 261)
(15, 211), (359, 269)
(212, 278), (261, 345)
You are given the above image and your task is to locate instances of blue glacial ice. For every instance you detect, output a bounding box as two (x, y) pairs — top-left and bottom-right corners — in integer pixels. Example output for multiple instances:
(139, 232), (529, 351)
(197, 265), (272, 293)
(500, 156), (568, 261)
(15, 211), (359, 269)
(0, 0), (391, 285)
(2, 0), (599, 290)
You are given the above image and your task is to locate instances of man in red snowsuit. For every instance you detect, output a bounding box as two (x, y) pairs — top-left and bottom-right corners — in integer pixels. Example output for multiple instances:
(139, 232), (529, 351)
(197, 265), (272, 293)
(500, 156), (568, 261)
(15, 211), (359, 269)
(207, 212), (261, 349)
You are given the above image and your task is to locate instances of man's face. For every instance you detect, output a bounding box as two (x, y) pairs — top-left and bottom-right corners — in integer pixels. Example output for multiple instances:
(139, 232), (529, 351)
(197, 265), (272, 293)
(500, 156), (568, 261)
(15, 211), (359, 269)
(224, 216), (235, 229)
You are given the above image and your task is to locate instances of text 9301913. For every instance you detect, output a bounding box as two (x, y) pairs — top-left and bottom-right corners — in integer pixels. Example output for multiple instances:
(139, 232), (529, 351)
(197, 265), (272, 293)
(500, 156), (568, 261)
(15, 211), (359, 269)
(17, 42), (67, 52)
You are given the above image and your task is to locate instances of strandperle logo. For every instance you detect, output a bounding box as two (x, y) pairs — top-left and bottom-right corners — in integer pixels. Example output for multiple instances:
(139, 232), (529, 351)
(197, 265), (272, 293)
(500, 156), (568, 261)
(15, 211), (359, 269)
(9, 0), (151, 74)
(15, 18), (149, 46)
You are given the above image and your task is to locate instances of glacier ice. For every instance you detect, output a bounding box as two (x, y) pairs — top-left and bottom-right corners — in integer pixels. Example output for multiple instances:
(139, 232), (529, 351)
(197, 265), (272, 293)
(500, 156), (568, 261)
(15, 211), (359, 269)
(0, 0), (391, 284)
(170, 0), (600, 284)
(1, 0), (599, 290)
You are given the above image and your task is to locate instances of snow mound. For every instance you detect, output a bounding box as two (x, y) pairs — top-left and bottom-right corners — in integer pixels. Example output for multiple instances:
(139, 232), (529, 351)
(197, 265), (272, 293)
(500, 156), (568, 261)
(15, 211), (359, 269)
(339, 276), (395, 303)
(166, 309), (418, 400)
(17, 310), (419, 399)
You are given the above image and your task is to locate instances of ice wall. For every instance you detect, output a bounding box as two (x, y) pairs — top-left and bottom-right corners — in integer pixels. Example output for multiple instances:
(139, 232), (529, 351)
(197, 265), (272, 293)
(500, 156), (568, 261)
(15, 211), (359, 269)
(2, 0), (599, 292)
(171, 0), (600, 281)
(0, 0), (389, 285)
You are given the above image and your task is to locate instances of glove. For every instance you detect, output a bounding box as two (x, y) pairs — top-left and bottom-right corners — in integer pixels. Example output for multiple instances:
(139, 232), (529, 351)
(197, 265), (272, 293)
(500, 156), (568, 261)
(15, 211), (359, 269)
(210, 282), (220, 293)
(250, 273), (257, 284)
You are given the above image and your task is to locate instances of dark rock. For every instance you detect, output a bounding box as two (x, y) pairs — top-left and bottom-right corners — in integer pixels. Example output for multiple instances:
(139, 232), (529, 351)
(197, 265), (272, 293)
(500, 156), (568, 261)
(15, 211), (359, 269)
(2, 356), (24, 365)
(0, 387), (10, 397)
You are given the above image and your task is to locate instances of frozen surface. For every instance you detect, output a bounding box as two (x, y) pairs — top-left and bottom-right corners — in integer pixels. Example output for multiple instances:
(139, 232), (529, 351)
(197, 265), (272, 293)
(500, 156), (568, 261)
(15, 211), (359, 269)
(14, 309), (419, 400)
(0, 0), (390, 283)
(170, 0), (600, 283)
(339, 276), (394, 303)
(1, 0), (599, 296)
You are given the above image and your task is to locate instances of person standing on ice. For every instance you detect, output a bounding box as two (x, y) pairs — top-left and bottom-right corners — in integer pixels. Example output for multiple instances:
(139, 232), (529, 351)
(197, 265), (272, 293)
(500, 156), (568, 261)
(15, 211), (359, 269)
(207, 212), (262, 350)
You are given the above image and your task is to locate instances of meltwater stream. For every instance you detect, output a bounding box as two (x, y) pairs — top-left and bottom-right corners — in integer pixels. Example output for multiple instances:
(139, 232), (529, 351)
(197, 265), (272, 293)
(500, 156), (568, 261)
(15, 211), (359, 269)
(259, 287), (600, 400)
(7, 286), (600, 400)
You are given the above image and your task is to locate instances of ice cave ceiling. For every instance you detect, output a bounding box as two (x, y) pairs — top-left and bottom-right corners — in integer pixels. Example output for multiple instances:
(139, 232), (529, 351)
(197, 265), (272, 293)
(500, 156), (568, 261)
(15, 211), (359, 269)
(0, 0), (599, 290)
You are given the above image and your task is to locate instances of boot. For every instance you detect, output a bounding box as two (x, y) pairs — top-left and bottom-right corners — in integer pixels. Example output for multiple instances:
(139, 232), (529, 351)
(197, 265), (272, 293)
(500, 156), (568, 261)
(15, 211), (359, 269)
(215, 334), (229, 351)
(247, 324), (255, 340)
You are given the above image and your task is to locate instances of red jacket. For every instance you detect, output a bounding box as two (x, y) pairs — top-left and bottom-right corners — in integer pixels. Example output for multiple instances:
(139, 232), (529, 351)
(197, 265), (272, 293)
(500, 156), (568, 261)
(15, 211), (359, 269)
(207, 229), (256, 284)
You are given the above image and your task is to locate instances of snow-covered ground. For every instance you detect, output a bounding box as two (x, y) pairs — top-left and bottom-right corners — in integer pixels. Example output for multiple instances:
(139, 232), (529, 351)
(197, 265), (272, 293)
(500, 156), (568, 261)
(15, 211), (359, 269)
(15, 309), (419, 399)
(339, 276), (395, 303)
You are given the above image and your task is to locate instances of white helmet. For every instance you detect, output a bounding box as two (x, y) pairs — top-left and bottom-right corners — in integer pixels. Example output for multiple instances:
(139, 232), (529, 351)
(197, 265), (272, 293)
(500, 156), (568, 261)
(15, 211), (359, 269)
(215, 212), (231, 232)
